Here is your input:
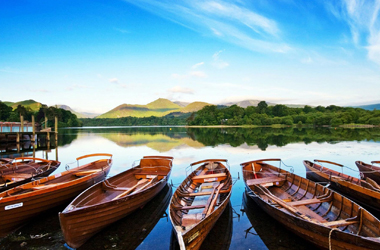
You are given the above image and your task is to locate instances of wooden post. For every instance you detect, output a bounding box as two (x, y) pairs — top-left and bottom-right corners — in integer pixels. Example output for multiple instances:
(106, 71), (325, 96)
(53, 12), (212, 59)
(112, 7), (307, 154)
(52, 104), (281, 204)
(55, 116), (58, 141)
(16, 133), (20, 143)
(56, 145), (58, 161)
(45, 116), (48, 129)
(31, 115), (35, 142)
(20, 115), (24, 132)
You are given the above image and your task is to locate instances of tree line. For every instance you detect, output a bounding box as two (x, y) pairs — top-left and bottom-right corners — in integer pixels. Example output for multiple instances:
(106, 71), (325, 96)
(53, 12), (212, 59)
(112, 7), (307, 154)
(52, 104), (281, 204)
(0, 101), (82, 127)
(187, 101), (380, 126)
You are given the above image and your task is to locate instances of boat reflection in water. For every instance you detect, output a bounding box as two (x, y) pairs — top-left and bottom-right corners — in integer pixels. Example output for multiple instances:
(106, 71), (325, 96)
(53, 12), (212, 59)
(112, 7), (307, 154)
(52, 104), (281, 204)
(170, 201), (233, 250)
(80, 183), (172, 250)
(242, 191), (316, 250)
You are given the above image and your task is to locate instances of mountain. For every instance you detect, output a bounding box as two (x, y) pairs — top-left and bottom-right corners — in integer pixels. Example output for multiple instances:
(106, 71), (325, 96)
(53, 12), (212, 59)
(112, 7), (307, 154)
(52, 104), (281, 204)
(97, 98), (182, 118)
(56, 105), (100, 118)
(97, 98), (212, 119)
(174, 101), (190, 107)
(354, 103), (380, 111)
(180, 102), (210, 113)
(222, 99), (275, 108)
(5, 99), (43, 111)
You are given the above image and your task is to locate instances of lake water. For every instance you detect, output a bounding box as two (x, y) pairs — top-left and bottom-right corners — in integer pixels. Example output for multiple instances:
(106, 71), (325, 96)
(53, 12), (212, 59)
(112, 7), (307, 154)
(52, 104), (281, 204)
(1, 126), (380, 250)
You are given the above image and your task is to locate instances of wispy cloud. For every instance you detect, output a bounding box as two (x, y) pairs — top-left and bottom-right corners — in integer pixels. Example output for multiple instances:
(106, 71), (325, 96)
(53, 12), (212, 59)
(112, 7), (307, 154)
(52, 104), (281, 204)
(109, 78), (119, 83)
(123, 0), (290, 53)
(168, 86), (194, 94)
(212, 50), (229, 68)
(192, 62), (204, 69)
(325, 0), (380, 65)
(171, 71), (207, 79)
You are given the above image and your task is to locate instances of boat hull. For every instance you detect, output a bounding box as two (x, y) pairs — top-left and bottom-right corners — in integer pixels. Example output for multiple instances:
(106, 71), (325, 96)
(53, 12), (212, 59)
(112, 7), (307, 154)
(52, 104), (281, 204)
(59, 177), (169, 249)
(180, 192), (231, 250)
(0, 171), (107, 237)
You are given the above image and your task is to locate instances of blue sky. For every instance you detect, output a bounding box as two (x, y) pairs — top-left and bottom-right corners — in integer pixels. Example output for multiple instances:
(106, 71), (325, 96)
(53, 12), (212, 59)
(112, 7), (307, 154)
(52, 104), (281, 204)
(1, 0), (380, 113)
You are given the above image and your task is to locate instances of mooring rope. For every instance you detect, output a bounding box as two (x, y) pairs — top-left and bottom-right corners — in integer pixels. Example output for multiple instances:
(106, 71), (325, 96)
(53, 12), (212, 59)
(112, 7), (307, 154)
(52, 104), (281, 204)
(328, 227), (340, 250)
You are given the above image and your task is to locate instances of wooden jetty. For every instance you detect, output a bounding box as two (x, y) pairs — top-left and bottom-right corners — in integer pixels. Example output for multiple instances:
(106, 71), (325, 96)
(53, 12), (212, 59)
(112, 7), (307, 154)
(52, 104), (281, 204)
(0, 116), (58, 143)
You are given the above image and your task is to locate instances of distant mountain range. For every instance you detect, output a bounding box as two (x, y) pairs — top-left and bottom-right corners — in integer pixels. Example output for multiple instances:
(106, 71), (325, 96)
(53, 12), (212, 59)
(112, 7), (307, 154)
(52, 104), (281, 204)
(56, 105), (99, 118)
(3, 98), (380, 119)
(97, 98), (210, 118)
(353, 103), (380, 111)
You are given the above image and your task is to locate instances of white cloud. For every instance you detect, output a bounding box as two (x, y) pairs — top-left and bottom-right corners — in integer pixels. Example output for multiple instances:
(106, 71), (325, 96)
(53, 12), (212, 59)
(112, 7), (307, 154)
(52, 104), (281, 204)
(190, 71), (207, 77)
(212, 50), (229, 69)
(168, 86), (194, 94)
(123, 0), (289, 54)
(109, 78), (119, 83)
(171, 71), (207, 79)
(192, 62), (204, 69)
(326, 0), (380, 66)
(301, 57), (313, 64)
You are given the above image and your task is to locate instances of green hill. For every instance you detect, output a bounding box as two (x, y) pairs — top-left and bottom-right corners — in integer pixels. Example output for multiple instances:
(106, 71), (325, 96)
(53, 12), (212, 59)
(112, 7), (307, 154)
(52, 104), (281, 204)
(97, 98), (210, 118)
(97, 98), (182, 118)
(5, 99), (43, 111)
(181, 102), (210, 113)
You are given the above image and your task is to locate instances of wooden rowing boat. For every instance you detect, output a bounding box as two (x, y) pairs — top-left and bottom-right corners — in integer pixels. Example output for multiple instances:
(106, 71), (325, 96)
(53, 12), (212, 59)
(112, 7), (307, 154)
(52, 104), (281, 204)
(242, 158), (380, 250)
(0, 153), (112, 237)
(0, 157), (60, 191)
(169, 159), (232, 250)
(81, 183), (172, 250)
(304, 159), (380, 212)
(170, 201), (233, 250)
(59, 155), (173, 249)
(242, 190), (313, 250)
(355, 160), (380, 184)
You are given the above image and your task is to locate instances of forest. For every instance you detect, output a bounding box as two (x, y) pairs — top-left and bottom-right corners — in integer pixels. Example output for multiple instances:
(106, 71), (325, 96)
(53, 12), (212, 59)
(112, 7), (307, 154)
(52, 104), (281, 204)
(80, 101), (380, 127)
(187, 101), (380, 126)
(0, 101), (82, 127)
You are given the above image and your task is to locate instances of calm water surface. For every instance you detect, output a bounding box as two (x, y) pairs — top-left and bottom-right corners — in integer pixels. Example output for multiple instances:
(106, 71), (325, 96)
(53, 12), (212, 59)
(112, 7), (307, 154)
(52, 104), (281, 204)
(1, 127), (380, 250)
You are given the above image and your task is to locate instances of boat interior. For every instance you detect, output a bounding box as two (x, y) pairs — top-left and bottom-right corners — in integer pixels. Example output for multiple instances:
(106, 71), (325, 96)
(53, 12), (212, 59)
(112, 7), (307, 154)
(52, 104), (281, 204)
(64, 156), (173, 210)
(170, 160), (232, 232)
(242, 160), (380, 238)
(0, 159), (110, 199)
(0, 158), (59, 185)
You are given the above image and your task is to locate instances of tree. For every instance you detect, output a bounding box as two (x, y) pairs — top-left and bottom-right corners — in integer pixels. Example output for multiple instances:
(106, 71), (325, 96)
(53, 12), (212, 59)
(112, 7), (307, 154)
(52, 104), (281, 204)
(0, 101), (12, 120)
(257, 101), (268, 114)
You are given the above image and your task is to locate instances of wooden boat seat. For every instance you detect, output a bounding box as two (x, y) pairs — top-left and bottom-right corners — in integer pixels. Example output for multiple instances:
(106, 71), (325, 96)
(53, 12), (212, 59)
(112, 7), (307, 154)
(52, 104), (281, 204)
(135, 171), (166, 179)
(74, 170), (101, 177)
(192, 173), (227, 183)
(246, 176), (285, 187)
(286, 198), (322, 206)
(321, 219), (359, 228)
